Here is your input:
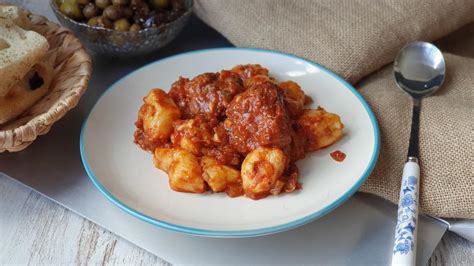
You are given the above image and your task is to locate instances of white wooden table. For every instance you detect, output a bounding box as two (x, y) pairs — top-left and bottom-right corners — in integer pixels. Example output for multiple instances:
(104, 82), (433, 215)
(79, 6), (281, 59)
(1, 178), (473, 265)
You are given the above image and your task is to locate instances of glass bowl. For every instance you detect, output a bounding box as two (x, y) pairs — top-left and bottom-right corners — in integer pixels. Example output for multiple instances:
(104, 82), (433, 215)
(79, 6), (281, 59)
(50, 0), (193, 58)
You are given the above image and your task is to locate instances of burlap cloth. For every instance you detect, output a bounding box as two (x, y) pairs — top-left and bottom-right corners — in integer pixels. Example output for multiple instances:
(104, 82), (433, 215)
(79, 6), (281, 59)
(194, 0), (474, 218)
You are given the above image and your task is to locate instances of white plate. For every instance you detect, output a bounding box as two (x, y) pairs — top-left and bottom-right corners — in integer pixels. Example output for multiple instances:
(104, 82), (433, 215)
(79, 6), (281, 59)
(80, 48), (380, 237)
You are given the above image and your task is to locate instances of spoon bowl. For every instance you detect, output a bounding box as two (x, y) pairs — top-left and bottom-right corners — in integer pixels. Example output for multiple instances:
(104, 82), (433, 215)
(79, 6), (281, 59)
(394, 42), (446, 99)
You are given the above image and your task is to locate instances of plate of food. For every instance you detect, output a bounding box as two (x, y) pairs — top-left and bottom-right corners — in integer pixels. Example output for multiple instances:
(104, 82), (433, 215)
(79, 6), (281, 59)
(80, 48), (380, 237)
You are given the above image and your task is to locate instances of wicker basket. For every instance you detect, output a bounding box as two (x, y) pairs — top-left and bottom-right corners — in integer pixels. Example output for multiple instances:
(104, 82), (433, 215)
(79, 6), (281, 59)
(0, 14), (92, 152)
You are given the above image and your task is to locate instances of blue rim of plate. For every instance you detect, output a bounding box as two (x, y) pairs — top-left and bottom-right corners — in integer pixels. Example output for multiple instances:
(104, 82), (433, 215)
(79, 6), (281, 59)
(80, 47), (381, 238)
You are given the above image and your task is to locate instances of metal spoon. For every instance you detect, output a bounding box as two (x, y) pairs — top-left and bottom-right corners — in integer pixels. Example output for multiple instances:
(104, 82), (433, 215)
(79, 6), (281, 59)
(391, 42), (445, 266)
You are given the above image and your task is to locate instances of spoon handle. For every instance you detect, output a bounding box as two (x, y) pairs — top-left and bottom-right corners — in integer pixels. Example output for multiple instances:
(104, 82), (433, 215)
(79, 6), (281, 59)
(391, 159), (420, 266)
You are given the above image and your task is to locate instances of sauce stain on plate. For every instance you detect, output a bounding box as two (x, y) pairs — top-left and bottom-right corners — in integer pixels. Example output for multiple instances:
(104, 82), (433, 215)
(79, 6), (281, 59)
(330, 150), (346, 162)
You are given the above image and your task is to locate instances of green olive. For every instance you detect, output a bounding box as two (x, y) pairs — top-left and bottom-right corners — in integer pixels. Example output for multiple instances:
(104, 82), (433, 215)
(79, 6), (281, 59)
(82, 4), (99, 19)
(77, 0), (90, 5)
(103, 5), (123, 21)
(60, 2), (83, 20)
(87, 16), (99, 26)
(113, 18), (131, 31)
(148, 0), (169, 9)
(112, 0), (129, 6)
(95, 0), (111, 9)
(129, 23), (141, 32)
(122, 7), (133, 18)
(96, 16), (113, 28)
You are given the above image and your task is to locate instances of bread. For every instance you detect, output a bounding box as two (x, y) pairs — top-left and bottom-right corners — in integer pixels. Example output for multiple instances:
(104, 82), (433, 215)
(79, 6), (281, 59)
(0, 54), (54, 125)
(0, 5), (31, 30)
(0, 17), (49, 97)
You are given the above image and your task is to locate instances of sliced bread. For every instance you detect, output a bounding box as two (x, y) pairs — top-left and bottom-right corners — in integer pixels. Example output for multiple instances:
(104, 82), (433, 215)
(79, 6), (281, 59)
(0, 5), (31, 30)
(0, 17), (49, 97)
(0, 54), (54, 125)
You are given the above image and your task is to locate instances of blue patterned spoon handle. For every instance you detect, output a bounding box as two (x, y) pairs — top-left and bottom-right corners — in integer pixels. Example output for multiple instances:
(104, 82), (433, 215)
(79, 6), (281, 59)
(391, 159), (420, 266)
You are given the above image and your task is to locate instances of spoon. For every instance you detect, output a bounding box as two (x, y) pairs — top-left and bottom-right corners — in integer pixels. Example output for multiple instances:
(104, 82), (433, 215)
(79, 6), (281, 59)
(391, 42), (445, 266)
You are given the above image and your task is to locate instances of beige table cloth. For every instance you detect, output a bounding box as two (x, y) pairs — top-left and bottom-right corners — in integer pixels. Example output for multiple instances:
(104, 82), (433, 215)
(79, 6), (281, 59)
(194, 0), (474, 218)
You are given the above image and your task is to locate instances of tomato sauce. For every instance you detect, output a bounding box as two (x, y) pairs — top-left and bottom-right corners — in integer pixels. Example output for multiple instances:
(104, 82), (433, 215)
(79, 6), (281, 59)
(134, 64), (344, 199)
(330, 150), (346, 162)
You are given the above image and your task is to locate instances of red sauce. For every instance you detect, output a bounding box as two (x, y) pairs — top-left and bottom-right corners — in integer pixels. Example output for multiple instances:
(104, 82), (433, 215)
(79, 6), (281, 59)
(134, 64), (344, 199)
(330, 150), (346, 162)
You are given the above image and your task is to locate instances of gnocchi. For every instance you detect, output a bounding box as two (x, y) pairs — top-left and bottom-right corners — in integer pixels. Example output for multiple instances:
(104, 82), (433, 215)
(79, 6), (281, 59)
(297, 107), (344, 151)
(134, 89), (180, 151)
(279, 80), (307, 118)
(243, 74), (277, 88)
(230, 64), (269, 80)
(241, 147), (287, 200)
(154, 148), (206, 193)
(170, 115), (215, 156)
(200, 156), (243, 197)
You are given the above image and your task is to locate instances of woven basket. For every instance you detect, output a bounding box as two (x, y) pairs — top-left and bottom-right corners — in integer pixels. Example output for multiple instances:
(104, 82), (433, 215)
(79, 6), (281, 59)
(0, 14), (92, 152)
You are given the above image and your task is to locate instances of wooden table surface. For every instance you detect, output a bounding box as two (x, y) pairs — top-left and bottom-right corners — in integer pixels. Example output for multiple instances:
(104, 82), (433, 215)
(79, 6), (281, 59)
(1, 178), (473, 265)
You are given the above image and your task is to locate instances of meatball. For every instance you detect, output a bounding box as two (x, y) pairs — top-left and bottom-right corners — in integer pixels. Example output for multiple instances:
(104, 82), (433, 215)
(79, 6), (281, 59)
(225, 81), (293, 154)
(213, 70), (244, 117)
(168, 77), (191, 117)
(181, 73), (217, 116)
(289, 122), (307, 160)
(168, 71), (243, 119)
